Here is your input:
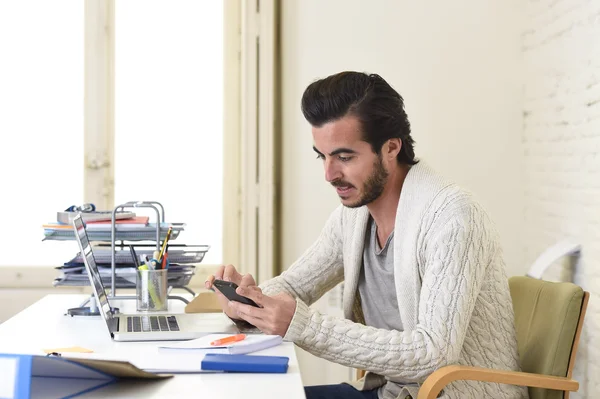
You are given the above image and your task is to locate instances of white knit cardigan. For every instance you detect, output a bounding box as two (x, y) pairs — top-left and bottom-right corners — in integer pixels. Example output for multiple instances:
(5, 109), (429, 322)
(260, 161), (528, 399)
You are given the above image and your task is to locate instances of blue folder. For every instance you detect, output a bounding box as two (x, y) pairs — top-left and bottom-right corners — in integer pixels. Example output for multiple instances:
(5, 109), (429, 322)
(201, 354), (289, 373)
(0, 353), (171, 399)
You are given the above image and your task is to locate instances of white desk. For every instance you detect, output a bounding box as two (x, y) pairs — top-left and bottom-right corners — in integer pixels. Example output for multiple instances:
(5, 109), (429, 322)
(0, 294), (306, 399)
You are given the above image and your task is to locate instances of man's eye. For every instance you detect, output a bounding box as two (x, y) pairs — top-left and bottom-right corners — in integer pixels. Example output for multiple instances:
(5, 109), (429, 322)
(316, 154), (325, 160)
(338, 156), (352, 162)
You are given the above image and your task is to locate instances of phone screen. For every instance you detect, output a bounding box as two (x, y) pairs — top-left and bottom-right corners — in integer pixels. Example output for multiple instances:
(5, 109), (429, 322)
(212, 279), (260, 307)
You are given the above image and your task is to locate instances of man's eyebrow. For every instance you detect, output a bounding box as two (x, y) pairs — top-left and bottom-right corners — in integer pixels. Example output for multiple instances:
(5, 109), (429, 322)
(312, 146), (357, 156)
(329, 148), (357, 156)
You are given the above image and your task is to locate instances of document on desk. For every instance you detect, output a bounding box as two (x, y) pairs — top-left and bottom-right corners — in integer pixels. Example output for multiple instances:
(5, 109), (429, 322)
(140, 353), (290, 374)
(158, 334), (282, 355)
(134, 354), (218, 374)
(65, 352), (216, 374)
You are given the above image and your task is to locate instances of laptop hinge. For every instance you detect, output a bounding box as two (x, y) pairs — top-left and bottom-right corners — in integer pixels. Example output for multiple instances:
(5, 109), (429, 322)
(110, 316), (119, 334)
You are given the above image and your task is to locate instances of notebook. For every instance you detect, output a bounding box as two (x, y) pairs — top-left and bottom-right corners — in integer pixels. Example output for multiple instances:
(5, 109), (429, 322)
(158, 334), (282, 355)
(201, 354), (289, 373)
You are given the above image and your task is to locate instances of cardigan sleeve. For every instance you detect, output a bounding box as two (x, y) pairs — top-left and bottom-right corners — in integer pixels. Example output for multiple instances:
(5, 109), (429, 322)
(283, 202), (494, 382)
(259, 206), (345, 307)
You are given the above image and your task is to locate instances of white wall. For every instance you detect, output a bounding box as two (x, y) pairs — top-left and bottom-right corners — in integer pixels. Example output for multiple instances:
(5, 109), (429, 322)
(522, 1), (600, 397)
(280, 0), (525, 386)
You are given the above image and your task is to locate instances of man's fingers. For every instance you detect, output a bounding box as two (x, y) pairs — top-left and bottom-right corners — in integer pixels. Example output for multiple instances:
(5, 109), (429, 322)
(210, 264), (242, 288)
(237, 286), (271, 307)
(204, 274), (215, 289)
(232, 310), (265, 331)
(214, 265), (226, 280)
(204, 269), (242, 320)
(240, 273), (257, 287)
(229, 301), (279, 335)
(230, 301), (264, 321)
(223, 264), (239, 282)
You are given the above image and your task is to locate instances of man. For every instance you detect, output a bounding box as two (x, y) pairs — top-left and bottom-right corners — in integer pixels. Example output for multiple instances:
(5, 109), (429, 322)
(206, 72), (527, 399)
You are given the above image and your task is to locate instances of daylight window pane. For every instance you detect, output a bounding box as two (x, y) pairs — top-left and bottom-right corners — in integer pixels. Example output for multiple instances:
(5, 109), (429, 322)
(114, 1), (224, 264)
(0, 2), (84, 266)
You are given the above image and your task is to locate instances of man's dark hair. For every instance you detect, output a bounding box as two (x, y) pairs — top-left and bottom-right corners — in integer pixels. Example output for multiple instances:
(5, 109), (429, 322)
(301, 71), (417, 165)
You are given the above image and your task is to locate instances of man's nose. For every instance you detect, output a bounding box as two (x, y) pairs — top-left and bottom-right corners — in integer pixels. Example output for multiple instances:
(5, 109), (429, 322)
(324, 159), (342, 183)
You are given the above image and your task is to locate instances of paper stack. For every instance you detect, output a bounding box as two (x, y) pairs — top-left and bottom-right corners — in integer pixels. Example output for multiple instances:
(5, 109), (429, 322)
(158, 334), (282, 355)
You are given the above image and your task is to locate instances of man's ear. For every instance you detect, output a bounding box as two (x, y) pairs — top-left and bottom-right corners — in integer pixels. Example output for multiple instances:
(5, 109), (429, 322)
(385, 138), (402, 161)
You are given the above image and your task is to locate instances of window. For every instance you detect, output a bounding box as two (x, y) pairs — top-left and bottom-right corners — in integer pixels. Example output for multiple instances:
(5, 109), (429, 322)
(0, 1), (84, 266)
(114, 1), (224, 264)
(0, 1), (233, 267)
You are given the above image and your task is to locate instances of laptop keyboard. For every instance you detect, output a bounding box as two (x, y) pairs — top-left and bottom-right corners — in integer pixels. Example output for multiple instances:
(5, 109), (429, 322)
(126, 315), (180, 333)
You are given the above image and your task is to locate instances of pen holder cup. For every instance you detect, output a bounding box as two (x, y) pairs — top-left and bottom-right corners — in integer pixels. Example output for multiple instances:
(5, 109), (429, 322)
(136, 269), (168, 312)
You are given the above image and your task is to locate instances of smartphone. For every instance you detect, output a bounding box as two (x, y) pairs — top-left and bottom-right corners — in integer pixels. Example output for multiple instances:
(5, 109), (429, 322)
(212, 279), (260, 307)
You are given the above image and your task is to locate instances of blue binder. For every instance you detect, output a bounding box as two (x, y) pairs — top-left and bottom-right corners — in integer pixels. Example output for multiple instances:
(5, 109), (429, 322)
(0, 353), (171, 399)
(201, 354), (289, 373)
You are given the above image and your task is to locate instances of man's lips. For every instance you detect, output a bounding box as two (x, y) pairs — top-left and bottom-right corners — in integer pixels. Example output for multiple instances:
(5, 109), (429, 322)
(334, 185), (354, 195)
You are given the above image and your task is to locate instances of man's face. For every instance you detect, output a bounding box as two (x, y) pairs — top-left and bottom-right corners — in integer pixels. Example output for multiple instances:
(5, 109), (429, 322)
(312, 115), (389, 208)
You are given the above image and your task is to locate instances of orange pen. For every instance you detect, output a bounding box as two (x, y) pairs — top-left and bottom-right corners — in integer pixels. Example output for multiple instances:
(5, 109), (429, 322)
(210, 334), (246, 346)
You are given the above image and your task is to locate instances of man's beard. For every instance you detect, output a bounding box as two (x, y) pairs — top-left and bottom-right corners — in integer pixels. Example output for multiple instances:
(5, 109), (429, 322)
(335, 156), (388, 208)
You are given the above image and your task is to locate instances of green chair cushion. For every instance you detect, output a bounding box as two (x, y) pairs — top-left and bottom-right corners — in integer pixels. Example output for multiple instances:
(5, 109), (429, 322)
(509, 276), (583, 399)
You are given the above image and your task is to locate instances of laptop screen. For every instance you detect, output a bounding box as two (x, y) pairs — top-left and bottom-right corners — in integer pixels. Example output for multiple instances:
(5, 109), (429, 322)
(73, 215), (116, 326)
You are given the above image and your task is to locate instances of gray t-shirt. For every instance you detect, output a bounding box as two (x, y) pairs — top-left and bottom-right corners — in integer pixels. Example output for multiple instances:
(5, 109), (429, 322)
(358, 218), (407, 399)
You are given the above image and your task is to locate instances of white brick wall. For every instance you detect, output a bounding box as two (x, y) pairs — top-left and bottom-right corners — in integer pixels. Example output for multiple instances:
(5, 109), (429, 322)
(523, 1), (600, 397)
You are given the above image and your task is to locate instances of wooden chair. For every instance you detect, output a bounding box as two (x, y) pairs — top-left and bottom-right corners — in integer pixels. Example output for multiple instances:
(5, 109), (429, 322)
(355, 277), (589, 399)
(417, 276), (589, 399)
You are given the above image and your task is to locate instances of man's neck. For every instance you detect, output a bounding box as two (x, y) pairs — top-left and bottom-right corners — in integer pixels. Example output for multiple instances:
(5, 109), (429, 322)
(367, 163), (410, 246)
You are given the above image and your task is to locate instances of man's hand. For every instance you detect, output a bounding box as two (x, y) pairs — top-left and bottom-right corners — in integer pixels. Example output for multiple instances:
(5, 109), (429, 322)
(205, 264), (257, 320)
(206, 264), (256, 287)
(228, 286), (296, 337)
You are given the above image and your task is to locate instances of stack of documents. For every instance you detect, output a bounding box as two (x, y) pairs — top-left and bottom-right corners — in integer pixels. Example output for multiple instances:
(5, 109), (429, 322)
(52, 245), (208, 287)
(44, 205), (207, 291)
(54, 264), (196, 288)
(42, 222), (185, 241)
(64, 246), (209, 266)
(50, 216), (150, 229)
(56, 210), (137, 224)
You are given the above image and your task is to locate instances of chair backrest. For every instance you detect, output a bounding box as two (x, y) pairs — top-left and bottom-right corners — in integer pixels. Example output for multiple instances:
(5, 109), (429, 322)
(509, 276), (588, 399)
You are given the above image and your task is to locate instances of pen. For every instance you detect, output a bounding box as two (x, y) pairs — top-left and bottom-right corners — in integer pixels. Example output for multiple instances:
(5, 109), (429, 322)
(210, 334), (246, 346)
(129, 245), (139, 267)
(157, 227), (173, 261)
(161, 249), (169, 269)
